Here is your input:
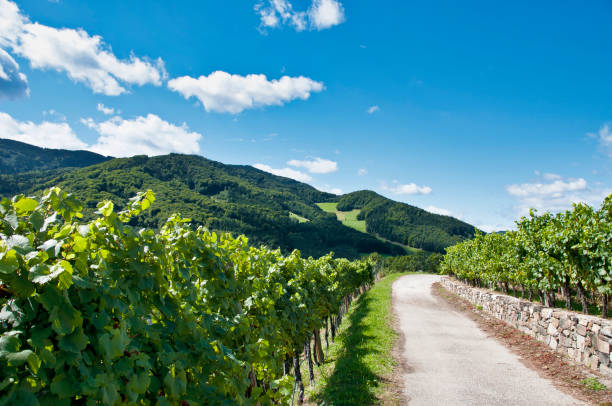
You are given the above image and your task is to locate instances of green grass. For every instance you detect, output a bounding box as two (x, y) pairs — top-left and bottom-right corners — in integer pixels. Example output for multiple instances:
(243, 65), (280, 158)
(373, 234), (421, 255)
(317, 202), (421, 254)
(316, 202), (339, 212)
(289, 212), (310, 223)
(305, 273), (407, 405)
(316, 203), (367, 233)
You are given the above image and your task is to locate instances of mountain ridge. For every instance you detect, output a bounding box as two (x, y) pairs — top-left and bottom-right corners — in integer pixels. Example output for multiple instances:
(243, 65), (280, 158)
(0, 138), (476, 256)
(0, 138), (111, 173)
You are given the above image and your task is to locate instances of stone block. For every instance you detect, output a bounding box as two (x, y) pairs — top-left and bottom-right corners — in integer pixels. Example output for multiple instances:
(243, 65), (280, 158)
(599, 351), (610, 367)
(549, 337), (558, 350)
(590, 354), (600, 370)
(601, 326), (612, 338)
(547, 323), (558, 336)
(541, 308), (553, 319)
(549, 317), (560, 329)
(600, 363), (612, 375)
(559, 318), (571, 329)
(592, 324), (601, 334)
(576, 334), (586, 350)
(598, 337), (611, 353)
(559, 336), (572, 348)
(577, 324), (588, 336)
(579, 318), (588, 326)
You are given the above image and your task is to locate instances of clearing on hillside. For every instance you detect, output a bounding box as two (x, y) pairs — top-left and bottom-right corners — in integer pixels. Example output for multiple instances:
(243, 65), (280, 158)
(316, 202), (367, 233)
(289, 212), (309, 223)
(317, 202), (420, 254)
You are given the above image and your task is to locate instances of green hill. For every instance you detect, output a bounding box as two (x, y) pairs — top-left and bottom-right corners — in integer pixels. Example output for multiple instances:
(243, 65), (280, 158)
(0, 138), (111, 174)
(337, 190), (478, 253)
(0, 150), (404, 259)
(0, 139), (477, 257)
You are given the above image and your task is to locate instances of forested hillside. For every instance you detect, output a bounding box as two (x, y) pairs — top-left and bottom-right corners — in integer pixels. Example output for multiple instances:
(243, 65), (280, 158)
(0, 152), (404, 259)
(337, 190), (478, 253)
(0, 138), (111, 173)
(0, 139), (479, 257)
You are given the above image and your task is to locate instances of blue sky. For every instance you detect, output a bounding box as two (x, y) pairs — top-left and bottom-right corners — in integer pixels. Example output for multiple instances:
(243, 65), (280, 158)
(1, 0), (611, 231)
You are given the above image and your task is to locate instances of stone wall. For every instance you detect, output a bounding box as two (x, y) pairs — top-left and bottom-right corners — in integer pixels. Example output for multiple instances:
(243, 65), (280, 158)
(441, 277), (612, 376)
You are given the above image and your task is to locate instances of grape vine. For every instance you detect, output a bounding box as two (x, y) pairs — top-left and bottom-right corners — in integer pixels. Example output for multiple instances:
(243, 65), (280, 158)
(441, 195), (612, 316)
(0, 188), (376, 405)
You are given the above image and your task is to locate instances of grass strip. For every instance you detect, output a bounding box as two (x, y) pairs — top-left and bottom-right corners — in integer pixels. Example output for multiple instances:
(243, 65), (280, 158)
(304, 273), (407, 405)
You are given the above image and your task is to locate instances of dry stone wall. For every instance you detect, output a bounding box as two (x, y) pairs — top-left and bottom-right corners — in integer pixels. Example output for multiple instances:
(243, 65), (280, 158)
(441, 277), (612, 376)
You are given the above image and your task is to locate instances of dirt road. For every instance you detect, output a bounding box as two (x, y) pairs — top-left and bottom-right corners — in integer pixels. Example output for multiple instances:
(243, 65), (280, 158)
(393, 274), (584, 405)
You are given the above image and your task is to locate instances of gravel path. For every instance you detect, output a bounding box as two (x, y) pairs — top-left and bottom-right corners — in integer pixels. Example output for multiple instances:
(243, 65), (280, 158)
(393, 274), (584, 405)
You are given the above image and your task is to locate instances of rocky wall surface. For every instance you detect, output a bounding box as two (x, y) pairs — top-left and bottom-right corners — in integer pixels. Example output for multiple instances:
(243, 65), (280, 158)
(440, 277), (612, 376)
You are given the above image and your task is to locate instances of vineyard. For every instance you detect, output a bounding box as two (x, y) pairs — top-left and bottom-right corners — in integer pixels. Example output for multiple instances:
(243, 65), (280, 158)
(0, 188), (376, 405)
(441, 194), (612, 317)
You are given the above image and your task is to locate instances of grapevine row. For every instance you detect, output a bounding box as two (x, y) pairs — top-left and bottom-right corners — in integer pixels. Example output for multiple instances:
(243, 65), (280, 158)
(0, 188), (376, 405)
(441, 194), (612, 317)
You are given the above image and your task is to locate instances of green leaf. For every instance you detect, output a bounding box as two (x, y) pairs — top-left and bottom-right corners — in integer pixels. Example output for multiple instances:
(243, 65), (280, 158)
(50, 374), (74, 398)
(96, 201), (114, 217)
(14, 198), (38, 215)
(6, 235), (31, 253)
(6, 349), (40, 373)
(99, 328), (129, 361)
(9, 273), (36, 297)
(0, 250), (18, 275)
(49, 303), (82, 335)
(127, 372), (150, 395)
(0, 331), (21, 353)
(31, 264), (65, 285)
(29, 211), (44, 231)
(58, 328), (88, 353)
(4, 211), (18, 230)
(101, 382), (120, 405)
(12, 390), (39, 406)
(163, 368), (187, 399)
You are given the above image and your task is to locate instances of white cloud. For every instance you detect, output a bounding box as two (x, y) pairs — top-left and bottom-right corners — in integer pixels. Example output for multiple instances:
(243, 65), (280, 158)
(42, 109), (66, 121)
(506, 178), (587, 198)
(588, 123), (612, 156)
(308, 0), (345, 30)
(253, 163), (312, 182)
(357, 168), (367, 176)
(255, 0), (344, 32)
(287, 157), (337, 174)
(255, 0), (306, 31)
(382, 181), (432, 195)
(425, 205), (452, 216)
(82, 114), (201, 157)
(0, 0), (165, 96)
(0, 48), (27, 99)
(168, 71), (324, 114)
(0, 111), (87, 150)
(506, 174), (610, 217)
(542, 172), (562, 181)
(318, 184), (342, 195)
(478, 224), (501, 233)
(0, 0), (24, 48)
(367, 105), (379, 114)
(97, 103), (115, 115)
